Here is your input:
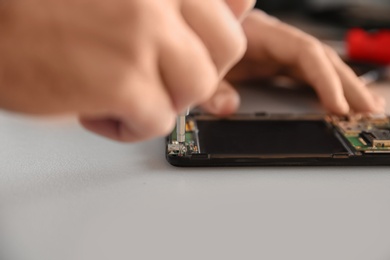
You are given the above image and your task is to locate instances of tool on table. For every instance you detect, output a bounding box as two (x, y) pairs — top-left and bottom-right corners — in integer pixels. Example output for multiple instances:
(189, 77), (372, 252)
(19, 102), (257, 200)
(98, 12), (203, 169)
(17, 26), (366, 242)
(347, 29), (390, 65)
(324, 28), (390, 84)
(326, 28), (390, 65)
(176, 108), (190, 156)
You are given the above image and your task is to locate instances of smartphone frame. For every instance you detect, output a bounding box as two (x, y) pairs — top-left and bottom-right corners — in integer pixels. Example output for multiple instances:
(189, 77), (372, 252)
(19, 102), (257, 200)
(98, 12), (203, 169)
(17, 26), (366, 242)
(166, 113), (390, 167)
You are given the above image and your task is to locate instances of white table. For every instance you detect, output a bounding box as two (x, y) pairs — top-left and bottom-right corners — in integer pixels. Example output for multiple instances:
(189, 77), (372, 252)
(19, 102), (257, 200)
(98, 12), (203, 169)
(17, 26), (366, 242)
(1, 82), (390, 260)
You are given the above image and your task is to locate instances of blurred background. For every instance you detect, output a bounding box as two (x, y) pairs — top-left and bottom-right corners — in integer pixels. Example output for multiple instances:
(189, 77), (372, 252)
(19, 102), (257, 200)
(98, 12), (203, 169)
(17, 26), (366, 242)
(255, 0), (390, 29)
(253, 0), (390, 87)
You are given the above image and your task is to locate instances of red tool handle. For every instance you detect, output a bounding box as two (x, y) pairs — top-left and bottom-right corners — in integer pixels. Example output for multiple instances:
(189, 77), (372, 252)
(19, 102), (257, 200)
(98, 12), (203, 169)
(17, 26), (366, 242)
(347, 28), (390, 65)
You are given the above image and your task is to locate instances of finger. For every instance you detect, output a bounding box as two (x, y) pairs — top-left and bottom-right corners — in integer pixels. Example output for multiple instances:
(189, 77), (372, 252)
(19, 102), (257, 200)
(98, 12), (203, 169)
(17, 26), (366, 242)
(201, 80), (240, 116)
(79, 62), (176, 142)
(296, 44), (350, 114)
(225, 0), (256, 21)
(158, 12), (220, 112)
(80, 116), (175, 143)
(181, 0), (247, 78)
(79, 117), (138, 142)
(373, 93), (387, 110)
(324, 46), (386, 113)
(80, 108), (175, 142)
(80, 104), (176, 142)
(241, 11), (350, 114)
(79, 116), (170, 143)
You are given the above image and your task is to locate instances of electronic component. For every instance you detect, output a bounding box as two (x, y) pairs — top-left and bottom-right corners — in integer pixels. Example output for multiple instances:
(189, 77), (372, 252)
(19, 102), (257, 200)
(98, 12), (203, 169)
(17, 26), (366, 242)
(332, 114), (390, 153)
(360, 130), (390, 147)
(168, 118), (200, 157)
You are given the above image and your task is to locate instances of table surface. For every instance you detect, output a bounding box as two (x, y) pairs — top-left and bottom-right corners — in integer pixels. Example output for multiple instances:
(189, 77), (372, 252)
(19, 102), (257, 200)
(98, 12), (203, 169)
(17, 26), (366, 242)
(1, 80), (390, 260)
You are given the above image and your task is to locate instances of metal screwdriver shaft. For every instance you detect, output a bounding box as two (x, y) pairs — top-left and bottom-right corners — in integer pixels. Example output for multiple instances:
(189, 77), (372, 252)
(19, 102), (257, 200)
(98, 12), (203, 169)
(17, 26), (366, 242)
(177, 108), (189, 142)
(177, 108), (190, 155)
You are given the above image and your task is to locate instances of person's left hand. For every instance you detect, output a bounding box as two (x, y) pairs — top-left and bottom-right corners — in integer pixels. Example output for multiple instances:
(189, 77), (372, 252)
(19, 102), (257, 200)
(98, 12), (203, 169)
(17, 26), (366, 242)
(202, 9), (386, 116)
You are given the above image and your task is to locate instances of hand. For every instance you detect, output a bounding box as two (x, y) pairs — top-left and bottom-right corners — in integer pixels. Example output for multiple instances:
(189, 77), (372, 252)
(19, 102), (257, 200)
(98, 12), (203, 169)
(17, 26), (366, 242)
(0, 0), (254, 141)
(202, 10), (386, 116)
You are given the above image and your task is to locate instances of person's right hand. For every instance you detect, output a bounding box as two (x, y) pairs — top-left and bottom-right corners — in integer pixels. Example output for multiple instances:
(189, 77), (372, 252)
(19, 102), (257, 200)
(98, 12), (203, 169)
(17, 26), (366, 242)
(0, 0), (254, 141)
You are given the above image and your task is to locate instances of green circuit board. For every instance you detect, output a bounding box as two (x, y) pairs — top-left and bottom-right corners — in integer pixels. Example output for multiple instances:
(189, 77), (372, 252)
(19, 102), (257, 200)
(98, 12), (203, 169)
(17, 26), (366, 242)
(333, 114), (390, 153)
(167, 119), (200, 156)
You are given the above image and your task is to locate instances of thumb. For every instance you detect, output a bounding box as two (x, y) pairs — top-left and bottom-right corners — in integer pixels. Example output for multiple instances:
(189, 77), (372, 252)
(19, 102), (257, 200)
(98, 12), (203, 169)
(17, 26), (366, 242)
(201, 80), (240, 116)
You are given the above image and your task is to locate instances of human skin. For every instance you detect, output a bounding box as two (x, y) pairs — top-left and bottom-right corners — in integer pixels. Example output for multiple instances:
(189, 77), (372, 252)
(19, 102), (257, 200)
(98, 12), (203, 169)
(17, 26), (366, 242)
(0, 1), (385, 142)
(0, 0), (254, 141)
(201, 10), (386, 116)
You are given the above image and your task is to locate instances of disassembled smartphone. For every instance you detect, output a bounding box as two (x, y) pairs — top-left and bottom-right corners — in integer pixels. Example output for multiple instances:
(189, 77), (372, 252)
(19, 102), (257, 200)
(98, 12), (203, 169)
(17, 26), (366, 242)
(166, 113), (390, 166)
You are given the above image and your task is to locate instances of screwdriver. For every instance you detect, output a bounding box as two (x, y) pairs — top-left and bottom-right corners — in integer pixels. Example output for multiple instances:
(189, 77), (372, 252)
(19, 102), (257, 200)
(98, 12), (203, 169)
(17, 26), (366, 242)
(347, 28), (390, 65)
(326, 28), (390, 65)
(176, 108), (189, 155)
(176, 108), (189, 143)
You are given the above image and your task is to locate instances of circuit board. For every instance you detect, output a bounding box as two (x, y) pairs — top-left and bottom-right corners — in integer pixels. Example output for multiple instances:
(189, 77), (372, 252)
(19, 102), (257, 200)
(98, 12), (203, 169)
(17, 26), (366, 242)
(167, 119), (200, 156)
(331, 114), (390, 153)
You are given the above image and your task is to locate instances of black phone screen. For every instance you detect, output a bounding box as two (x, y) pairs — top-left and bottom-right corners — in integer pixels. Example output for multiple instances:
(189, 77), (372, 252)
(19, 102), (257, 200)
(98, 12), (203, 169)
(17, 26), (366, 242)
(196, 119), (348, 156)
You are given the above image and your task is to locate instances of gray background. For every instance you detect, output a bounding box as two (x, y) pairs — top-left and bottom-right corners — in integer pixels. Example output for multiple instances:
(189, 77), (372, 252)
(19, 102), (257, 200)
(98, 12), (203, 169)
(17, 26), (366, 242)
(1, 81), (390, 260)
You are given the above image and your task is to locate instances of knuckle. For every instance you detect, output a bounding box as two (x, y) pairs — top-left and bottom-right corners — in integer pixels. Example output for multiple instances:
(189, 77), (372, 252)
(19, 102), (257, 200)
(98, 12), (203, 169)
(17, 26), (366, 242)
(296, 36), (327, 68)
(151, 112), (176, 136)
(169, 63), (219, 110)
(300, 36), (323, 57)
(323, 44), (336, 56)
(224, 30), (247, 65)
(134, 97), (176, 137)
(191, 73), (219, 105)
